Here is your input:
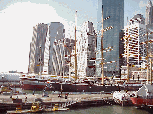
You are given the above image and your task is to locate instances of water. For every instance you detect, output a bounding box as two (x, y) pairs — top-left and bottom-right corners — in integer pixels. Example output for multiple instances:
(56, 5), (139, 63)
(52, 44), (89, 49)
(27, 105), (151, 114)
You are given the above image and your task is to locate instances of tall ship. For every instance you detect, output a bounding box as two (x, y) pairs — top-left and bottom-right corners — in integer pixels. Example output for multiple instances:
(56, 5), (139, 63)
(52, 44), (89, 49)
(20, 8), (144, 92)
(20, 73), (142, 92)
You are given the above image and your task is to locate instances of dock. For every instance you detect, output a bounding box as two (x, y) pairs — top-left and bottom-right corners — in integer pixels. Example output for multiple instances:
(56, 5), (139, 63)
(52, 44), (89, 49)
(0, 93), (115, 113)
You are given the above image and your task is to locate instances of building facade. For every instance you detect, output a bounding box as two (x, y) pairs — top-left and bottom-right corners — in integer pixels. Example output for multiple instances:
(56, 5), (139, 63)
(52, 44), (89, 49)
(64, 38), (75, 77)
(28, 23), (48, 74)
(76, 21), (97, 78)
(48, 22), (65, 75)
(145, 0), (153, 25)
(97, 0), (124, 77)
(123, 14), (146, 66)
(121, 14), (147, 79)
(146, 0), (153, 59)
(28, 22), (65, 75)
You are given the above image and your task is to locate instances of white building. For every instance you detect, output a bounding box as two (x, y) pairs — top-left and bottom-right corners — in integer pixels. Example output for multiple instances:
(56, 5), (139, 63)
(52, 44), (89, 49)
(121, 14), (147, 79)
(77, 21), (97, 78)
(123, 14), (146, 67)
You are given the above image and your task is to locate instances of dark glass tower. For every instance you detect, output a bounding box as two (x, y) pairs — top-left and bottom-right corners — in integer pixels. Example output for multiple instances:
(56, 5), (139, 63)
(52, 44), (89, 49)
(97, 0), (124, 77)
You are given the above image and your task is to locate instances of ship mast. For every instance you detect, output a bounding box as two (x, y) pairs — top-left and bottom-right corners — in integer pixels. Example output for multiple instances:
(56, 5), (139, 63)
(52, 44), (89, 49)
(39, 45), (42, 77)
(75, 10), (77, 81)
(150, 59), (152, 84)
(147, 31), (149, 84)
(126, 17), (130, 82)
(101, 5), (104, 85)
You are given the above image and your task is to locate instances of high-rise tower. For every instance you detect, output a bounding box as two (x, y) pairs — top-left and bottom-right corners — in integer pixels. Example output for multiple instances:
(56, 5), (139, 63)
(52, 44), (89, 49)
(48, 22), (65, 75)
(145, 0), (153, 25)
(97, 0), (124, 77)
(123, 14), (146, 67)
(28, 23), (48, 74)
(77, 21), (97, 78)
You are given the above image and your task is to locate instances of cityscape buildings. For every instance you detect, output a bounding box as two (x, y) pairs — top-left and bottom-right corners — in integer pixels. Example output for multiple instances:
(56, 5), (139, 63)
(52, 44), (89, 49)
(27, 0), (153, 81)
(28, 22), (76, 76)
(97, 0), (124, 77)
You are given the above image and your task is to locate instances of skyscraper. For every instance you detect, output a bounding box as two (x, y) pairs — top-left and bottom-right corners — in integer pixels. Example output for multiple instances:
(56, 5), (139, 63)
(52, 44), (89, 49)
(145, 0), (153, 59)
(28, 22), (65, 75)
(48, 22), (65, 75)
(97, 0), (124, 77)
(77, 21), (97, 78)
(145, 0), (153, 25)
(121, 14), (147, 80)
(123, 14), (146, 67)
(28, 23), (48, 74)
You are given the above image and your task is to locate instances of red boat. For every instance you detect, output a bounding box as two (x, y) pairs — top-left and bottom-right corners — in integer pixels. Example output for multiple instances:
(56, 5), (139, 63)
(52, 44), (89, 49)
(130, 84), (153, 107)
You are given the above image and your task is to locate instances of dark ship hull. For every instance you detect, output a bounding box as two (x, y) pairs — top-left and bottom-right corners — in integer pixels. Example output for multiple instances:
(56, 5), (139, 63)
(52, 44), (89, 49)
(59, 83), (142, 92)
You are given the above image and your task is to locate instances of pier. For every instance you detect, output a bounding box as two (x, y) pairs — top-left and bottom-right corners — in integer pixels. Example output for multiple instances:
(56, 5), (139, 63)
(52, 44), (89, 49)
(0, 93), (115, 113)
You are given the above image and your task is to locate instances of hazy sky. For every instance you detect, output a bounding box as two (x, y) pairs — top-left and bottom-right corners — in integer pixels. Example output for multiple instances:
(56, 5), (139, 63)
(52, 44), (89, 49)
(0, 0), (150, 73)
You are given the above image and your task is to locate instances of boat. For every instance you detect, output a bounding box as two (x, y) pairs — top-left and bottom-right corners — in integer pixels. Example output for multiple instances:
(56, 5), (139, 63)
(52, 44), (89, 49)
(130, 84), (153, 108)
(60, 78), (120, 92)
(0, 85), (12, 95)
(113, 90), (133, 106)
(51, 104), (69, 111)
(20, 74), (59, 91)
(7, 101), (44, 114)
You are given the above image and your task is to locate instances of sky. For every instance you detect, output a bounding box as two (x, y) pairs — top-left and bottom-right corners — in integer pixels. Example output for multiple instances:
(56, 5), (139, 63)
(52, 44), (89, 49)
(0, 0), (151, 73)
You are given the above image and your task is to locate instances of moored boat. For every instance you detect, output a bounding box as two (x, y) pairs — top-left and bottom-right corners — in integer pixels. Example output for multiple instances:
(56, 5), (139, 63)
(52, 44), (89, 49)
(20, 74), (60, 91)
(130, 84), (153, 107)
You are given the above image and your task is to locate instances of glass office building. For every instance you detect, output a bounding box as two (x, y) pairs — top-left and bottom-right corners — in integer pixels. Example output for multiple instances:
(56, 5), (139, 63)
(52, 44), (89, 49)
(97, 0), (124, 77)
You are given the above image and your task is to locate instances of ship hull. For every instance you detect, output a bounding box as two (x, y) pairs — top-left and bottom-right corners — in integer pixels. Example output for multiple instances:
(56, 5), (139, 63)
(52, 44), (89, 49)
(61, 84), (142, 92)
(21, 83), (142, 92)
(21, 82), (61, 91)
(130, 97), (153, 107)
(21, 81), (142, 92)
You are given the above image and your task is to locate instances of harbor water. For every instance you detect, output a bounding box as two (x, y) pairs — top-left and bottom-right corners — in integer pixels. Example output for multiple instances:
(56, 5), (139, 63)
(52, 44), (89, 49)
(26, 105), (151, 114)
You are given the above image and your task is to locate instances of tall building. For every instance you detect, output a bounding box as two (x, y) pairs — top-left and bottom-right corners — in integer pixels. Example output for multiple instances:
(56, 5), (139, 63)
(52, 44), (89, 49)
(48, 22), (65, 75)
(123, 14), (146, 67)
(28, 23), (48, 74)
(52, 38), (75, 76)
(145, 0), (153, 59)
(28, 22), (65, 75)
(97, 0), (124, 77)
(77, 21), (97, 78)
(145, 0), (153, 25)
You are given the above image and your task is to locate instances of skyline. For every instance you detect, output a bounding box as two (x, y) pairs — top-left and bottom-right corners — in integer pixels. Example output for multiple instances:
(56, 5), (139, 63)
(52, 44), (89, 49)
(0, 0), (151, 73)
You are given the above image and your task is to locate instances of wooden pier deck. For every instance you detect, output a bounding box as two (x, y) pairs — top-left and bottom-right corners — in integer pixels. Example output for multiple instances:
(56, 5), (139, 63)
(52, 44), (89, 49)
(0, 93), (114, 113)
